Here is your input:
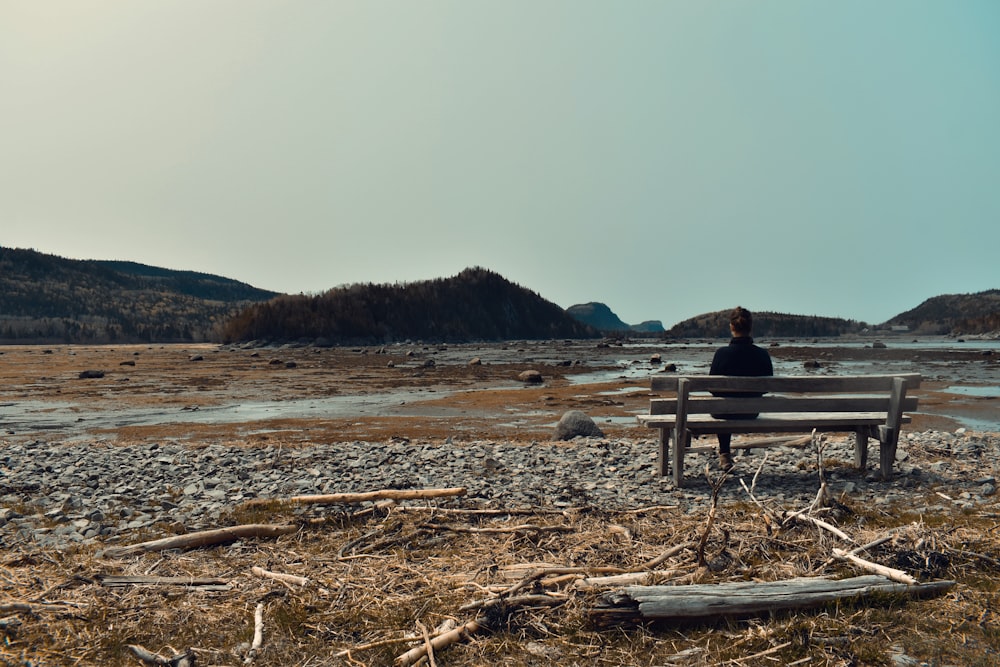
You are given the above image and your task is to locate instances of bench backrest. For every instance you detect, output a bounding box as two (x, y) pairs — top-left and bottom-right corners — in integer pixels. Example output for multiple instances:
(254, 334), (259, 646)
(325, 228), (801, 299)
(649, 373), (921, 416)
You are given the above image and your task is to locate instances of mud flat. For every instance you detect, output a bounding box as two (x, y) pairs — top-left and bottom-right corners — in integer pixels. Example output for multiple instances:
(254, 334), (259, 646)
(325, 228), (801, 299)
(0, 338), (997, 443)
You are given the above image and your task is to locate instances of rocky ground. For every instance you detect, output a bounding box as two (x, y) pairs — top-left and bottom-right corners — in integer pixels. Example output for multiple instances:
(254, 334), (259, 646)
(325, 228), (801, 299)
(2, 428), (997, 553)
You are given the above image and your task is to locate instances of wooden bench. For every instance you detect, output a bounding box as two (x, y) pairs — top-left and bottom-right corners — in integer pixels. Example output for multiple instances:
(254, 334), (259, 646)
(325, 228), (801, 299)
(637, 373), (920, 487)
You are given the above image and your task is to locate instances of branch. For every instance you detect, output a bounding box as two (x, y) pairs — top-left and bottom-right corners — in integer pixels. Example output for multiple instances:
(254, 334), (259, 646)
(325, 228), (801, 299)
(394, 618), (482, 667)
(251, 566), (308, 588)
(103, 524), (297, 558)
(242, 603), (265, 664)
(244, 487), (466, 508)
(832, 548), (918, 585)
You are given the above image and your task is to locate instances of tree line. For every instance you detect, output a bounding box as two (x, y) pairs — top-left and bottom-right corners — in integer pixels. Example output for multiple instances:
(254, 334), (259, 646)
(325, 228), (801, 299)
(220, 267), (598, 344)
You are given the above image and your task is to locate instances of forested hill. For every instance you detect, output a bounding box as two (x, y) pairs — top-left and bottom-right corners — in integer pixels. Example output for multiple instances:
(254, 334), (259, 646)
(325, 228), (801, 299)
(667, 310), (868, 339)
(885, 290), (1000, 335)
(220, 268), (599, 344)
(0, 247), (278, 344)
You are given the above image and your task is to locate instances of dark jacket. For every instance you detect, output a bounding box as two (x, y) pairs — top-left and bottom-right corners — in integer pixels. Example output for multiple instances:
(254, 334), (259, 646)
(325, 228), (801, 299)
(710, 336), (773, 418)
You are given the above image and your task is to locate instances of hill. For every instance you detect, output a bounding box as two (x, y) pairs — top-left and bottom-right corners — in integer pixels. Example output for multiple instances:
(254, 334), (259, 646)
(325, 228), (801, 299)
(885, 289), (1000, 335)
(0, 247), (279, 344)
(666, 310), (868, 339)
(220, 267), (599, 344)
(566, 302), (665, 334)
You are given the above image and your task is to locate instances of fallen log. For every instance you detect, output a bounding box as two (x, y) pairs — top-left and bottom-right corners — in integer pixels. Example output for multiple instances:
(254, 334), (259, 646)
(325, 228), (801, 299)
(102, 524), (297, 558)
(593, 575), (955, 624)
(243, 487), (467, 508)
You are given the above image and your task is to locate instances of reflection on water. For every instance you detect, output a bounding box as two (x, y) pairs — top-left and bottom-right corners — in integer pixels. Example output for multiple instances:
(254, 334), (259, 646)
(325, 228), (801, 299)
(943, 386), (1000, 397)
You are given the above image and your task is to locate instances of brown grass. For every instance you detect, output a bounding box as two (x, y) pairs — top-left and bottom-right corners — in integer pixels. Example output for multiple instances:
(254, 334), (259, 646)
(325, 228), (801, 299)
(1, 483), (997, 666)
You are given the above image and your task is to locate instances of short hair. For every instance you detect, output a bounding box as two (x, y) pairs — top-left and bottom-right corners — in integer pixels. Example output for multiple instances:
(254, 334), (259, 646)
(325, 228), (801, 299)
(730, 306), (753, 335)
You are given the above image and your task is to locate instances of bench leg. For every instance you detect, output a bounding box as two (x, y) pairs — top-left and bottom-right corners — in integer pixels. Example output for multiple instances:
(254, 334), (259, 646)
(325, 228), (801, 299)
(672, 430), (689, 488)
(854, 428), (869, 470)
(878, 425), (898, 480)
(658, 428), (670, 478)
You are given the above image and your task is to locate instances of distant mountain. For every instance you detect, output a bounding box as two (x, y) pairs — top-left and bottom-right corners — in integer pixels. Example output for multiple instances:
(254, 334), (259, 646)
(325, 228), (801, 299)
(885, 290), (1000, 335)
(0, 247), (279, 344)
(566, 302), (665, 334)
(666, 310), (868, 339)
(221, 267), (600, 344)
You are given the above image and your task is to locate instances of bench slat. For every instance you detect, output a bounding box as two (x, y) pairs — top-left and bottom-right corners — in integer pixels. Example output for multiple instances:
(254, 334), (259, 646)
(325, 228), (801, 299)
(638, 412), (911, 432)
(649, 396), (919, 415)
(650, 373), (921, 394)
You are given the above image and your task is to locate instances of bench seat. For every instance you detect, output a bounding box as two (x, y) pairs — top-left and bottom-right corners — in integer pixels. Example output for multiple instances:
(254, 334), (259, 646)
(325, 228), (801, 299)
(637, 373), (920, 486)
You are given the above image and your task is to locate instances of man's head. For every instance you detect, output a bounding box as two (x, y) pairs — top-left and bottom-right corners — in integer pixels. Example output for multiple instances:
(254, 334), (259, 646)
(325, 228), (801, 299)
(729, 306), (753, 337)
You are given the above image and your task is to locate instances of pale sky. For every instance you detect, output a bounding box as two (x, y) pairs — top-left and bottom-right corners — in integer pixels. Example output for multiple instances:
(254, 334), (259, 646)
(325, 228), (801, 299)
(3, 1), (998, 328)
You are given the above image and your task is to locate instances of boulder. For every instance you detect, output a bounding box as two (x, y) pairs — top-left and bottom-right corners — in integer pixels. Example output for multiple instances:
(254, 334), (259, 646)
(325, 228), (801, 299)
(468, 357), (482, 366)
(554, 410), (605, 441)
(78, 370), (105, 379)
(518, 370), (544, 384)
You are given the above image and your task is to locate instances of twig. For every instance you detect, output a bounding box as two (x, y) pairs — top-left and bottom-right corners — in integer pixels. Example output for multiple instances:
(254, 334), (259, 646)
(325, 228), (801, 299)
(632, 541), (697, 571)
(251, 566), (308, 587)
(416, 620), (436, 667)
(244, 487), (467, 508)
(335, 635), (424, 658)
(459, 593), (568, 613)
(723, 641), (792, 665)
(832, 548), (918, 585)
(696, 464), (727, 567)
(244, 602), (265, 664)
(503, 566), (624, 597)
(421, 523), (573, 535)
(787, 512), (854, 543)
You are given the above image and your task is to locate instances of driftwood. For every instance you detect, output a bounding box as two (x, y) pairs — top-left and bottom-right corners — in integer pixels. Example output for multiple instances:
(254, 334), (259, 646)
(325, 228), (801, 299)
(832, 548), (918, 585)
(103, 524), (297, 558)
(244, 602), (265, 664)
(98, 575), (230, 591)
(394, 618), (482, 667)
(244, 487), (467, 508)
(421, 523), (573, 535)
(594, 575), (955, 623)
(250, 566), (308, 587)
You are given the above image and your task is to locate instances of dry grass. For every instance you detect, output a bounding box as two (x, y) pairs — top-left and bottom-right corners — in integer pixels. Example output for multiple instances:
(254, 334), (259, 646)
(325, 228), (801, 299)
(1, 478), (997, 667)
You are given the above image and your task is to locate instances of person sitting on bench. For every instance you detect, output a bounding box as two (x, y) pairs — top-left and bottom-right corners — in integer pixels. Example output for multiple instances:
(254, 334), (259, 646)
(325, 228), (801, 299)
(710, 306), (773, 470)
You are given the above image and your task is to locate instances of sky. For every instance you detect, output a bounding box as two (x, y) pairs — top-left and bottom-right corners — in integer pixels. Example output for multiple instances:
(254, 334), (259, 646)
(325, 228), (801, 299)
(3, 1), (999, 328)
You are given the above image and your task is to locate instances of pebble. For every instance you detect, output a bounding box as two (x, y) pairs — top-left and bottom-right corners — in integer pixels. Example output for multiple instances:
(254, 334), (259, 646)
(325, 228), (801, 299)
(0, 430), (997, 552)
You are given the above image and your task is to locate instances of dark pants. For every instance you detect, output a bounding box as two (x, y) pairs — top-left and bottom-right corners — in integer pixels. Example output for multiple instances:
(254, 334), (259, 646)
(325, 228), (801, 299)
(712, 413), (760, 455)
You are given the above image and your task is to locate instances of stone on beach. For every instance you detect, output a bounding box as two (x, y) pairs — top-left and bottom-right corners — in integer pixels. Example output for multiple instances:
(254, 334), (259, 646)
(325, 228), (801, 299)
(554, 410), (605, 440)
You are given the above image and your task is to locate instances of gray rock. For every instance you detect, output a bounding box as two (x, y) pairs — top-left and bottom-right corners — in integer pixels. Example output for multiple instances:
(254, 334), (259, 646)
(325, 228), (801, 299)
(518, 370), (543, 384)
(553, 410), (605, 441)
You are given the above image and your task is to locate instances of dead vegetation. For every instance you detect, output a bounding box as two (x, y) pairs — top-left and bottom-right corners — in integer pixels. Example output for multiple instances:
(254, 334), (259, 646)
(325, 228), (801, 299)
(1, 461), (998, 667)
